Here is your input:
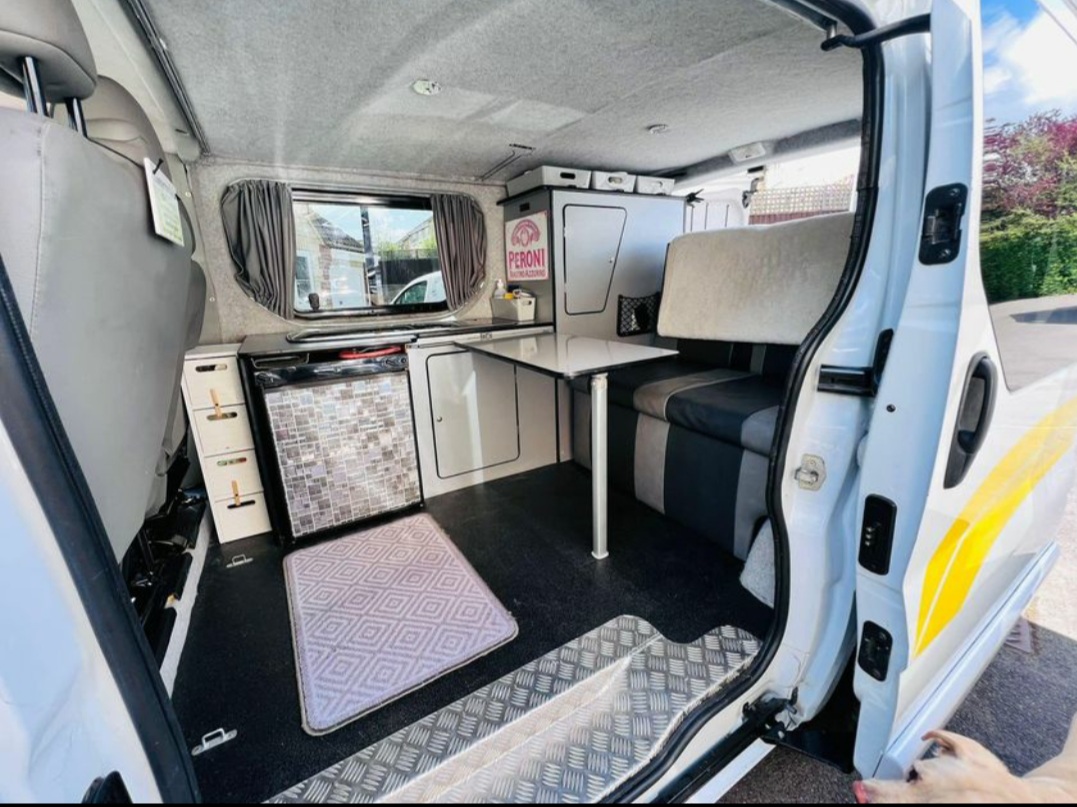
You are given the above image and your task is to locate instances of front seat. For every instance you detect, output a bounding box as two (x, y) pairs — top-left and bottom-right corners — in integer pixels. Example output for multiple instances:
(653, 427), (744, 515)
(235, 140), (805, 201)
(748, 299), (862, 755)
(0, 1), (195, 560)
(78, 75), (207, 517)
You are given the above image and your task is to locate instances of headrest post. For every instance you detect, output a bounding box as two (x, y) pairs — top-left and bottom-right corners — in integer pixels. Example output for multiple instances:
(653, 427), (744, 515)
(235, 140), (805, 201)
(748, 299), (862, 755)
(20, 56), (46, 116)
(64, 97), (87, 136)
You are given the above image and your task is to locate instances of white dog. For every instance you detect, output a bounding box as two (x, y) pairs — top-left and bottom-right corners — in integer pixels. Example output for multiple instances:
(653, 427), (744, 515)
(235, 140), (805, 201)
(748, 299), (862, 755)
(854, 716), (1077, 803)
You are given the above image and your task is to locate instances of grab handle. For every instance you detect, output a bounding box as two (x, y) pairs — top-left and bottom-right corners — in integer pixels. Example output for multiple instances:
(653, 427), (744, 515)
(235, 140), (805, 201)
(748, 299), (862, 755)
(944, 353), (997, 488)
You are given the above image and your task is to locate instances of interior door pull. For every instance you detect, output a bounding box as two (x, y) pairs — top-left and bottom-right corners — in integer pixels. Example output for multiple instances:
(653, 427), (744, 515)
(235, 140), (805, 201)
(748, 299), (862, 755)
(944, 353), (997, 488)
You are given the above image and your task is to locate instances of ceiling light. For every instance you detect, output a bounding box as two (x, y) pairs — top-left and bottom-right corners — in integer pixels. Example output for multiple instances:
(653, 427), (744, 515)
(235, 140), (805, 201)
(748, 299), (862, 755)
(729, 142), (768, 163)
(411, 79), (442, 97)
(647, 124), (670, 135)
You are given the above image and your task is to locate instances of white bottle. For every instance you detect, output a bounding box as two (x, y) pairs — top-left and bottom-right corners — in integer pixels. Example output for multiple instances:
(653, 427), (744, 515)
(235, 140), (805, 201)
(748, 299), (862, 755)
(492, 278), (506, 299)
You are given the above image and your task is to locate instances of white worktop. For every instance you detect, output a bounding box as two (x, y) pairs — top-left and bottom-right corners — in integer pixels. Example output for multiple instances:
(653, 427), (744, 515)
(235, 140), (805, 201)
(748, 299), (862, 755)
(457, 333), (677, 379)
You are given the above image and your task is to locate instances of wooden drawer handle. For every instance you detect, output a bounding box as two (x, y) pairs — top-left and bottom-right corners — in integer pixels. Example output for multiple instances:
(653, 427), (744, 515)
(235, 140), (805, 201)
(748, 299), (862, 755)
(231, 480), (242, 507)
(210, 388), (223, 418)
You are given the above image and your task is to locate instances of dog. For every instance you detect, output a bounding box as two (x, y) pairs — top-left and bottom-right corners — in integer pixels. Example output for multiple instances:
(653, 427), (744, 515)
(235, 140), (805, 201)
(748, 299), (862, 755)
(854, 715), (1077, 803)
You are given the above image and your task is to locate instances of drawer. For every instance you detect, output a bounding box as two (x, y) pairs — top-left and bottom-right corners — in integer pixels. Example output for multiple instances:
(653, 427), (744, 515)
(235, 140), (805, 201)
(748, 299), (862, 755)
(203, 449), (263, 500)
(184, 355), (245, 410)
(211, 492), (271, 544)
(192, 405), (254, 456)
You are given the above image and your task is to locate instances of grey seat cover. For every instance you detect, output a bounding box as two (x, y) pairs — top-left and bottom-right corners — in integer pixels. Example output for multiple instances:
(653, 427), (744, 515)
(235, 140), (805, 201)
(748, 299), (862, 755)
(0, 110), (193, 556)
(79, 77), (206, 514)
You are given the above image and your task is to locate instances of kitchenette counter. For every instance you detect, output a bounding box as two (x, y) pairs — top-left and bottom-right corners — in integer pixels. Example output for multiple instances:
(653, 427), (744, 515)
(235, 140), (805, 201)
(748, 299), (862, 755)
(239, 318), (548, 358)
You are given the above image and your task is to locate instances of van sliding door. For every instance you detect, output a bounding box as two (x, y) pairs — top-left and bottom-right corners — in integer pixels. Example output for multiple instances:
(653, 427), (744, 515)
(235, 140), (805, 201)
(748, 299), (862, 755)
(853, 0), (1077, 779)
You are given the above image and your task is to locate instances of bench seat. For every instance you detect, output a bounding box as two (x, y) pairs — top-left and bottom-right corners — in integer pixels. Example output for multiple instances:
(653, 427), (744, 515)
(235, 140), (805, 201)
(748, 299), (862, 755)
(572, 213), (854, 559)
(572, 340), (796, 558)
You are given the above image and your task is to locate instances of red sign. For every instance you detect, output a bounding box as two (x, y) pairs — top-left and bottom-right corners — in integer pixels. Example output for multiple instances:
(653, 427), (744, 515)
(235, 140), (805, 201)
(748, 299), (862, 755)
(505, 212), (549, 281)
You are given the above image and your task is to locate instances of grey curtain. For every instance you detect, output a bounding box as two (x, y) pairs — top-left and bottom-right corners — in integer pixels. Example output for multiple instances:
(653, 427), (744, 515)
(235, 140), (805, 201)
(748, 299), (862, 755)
(220, 180), (296, 317)
(431, 194), (487, 309)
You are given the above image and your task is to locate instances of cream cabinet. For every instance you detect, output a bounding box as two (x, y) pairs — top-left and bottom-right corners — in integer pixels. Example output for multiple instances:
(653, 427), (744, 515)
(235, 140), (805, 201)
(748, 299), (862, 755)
(408, 327), (559, 498)
(426, 350), (521, 478)
(181, 344), (271, 543)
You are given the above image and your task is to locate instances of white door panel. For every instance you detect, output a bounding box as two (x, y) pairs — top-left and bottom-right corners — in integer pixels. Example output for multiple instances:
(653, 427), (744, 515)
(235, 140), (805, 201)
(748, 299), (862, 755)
(0, 423), (159, 802)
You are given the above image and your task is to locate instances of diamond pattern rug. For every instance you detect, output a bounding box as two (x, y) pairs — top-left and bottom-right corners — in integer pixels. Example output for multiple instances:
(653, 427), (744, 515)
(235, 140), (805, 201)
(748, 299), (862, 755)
(284, 513), (518, 735)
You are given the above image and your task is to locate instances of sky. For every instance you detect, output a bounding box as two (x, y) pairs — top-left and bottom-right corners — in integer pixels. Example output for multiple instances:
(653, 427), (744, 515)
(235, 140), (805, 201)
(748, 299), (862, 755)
(982, 0), (1077, 125)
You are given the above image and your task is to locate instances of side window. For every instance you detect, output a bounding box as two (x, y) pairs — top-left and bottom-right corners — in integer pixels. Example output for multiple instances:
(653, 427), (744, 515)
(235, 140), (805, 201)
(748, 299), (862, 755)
(748, 146), (859, 225)
(683, 146), (860, 232)
(980, 0), (1077, 389)
(292, 194), (444, 315)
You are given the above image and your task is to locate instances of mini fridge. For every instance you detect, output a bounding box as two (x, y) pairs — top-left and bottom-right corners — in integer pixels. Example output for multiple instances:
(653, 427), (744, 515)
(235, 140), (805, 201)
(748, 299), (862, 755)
(251, 347), (421, 541)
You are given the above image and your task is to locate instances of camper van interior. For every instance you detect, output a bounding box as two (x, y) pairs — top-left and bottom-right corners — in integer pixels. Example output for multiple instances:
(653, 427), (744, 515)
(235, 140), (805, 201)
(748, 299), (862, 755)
(0, 0), (873, 801)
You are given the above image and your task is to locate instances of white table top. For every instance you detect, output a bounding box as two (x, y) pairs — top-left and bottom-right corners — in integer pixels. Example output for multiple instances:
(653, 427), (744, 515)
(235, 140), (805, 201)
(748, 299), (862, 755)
(456, 333), (678, 379)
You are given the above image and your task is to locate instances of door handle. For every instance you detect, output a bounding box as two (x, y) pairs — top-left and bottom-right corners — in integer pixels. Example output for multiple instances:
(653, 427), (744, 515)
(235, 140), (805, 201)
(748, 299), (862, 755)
(944, 353), (997, 488)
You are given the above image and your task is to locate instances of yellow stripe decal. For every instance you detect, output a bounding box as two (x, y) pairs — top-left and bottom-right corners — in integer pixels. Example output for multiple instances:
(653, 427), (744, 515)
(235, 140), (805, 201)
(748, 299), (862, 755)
(914, 397), (1077, 657)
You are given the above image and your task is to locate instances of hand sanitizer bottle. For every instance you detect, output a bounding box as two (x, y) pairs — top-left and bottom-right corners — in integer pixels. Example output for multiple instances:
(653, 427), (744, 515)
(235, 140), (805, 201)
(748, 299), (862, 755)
(492, 278), (506, 299)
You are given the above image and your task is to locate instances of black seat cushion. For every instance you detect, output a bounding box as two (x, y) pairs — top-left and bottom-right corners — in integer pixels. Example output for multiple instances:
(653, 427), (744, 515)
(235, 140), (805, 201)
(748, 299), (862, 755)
(572, 340), (794, 453)
(663, 374), (783, 454)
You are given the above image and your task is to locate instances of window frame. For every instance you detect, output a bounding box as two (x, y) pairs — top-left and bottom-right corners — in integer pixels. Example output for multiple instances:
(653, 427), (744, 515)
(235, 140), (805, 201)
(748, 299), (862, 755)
(291, 189), (448, 319)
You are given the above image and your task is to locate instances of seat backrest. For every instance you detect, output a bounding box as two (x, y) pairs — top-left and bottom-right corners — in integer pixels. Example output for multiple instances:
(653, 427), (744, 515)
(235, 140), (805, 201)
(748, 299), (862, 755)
(80, 76), (206, 355)
(657, 212), (855, 346)
(80, 76), (207, 514)
(0, 3), (194, 558)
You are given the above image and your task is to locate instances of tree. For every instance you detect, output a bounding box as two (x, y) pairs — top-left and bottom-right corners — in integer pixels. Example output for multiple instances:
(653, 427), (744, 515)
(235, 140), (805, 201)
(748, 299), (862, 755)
(983, 111), (1077, 221)
(980, 111), (1077, 303)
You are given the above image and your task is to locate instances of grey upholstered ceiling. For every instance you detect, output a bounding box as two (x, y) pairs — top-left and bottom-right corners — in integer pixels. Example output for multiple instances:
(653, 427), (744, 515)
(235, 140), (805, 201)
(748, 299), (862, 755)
(143, 0), (862, 181)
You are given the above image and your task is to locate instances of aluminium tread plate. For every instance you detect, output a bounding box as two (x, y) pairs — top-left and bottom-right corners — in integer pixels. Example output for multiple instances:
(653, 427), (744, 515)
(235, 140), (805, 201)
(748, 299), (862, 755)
(269, 615), (759, 804)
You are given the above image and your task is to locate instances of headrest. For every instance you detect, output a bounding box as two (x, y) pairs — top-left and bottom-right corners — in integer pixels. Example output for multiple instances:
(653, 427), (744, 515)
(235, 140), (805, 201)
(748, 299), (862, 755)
(657, 212), (855, 346)
(83, 76), (170, 178)
(0, 0), (96, 101)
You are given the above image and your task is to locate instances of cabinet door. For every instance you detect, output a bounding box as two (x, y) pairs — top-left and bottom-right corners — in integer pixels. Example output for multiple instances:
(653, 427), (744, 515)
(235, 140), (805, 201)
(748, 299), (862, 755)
(563, 205), (627, 315)
(427, 351), (521, 478)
